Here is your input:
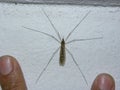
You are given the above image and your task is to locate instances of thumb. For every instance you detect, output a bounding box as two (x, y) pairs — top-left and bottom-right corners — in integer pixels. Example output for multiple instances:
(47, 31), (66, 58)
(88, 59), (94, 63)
(0, 55), (27, 90)
(91, 73), (115, 90)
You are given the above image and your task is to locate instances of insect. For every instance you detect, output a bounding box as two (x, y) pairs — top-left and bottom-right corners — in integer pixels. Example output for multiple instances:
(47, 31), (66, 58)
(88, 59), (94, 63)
(23, 9), (102, 86)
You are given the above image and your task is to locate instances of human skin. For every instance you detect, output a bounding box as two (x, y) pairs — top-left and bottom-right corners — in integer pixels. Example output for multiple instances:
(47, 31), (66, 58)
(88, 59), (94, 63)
(0, 55), (115, 90)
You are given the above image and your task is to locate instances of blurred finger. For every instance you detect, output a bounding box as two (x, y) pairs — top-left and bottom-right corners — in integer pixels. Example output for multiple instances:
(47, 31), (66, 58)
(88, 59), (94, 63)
(91, 73), (115, 90)
(0, 55), (27, 90)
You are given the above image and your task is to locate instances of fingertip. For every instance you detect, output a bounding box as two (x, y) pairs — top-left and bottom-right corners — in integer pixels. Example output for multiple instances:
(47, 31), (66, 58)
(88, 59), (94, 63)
(0, 55), (13, 75)
(0, 55), (27, 90)
(91, 73), (115, 90)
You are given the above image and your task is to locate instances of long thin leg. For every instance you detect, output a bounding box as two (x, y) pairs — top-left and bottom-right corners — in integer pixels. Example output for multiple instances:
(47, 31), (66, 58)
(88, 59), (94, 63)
(66, 37), (103, 44)
(66, 48), (88, 86)
(23, 26), (60, 43)
(65, 11), (91, 41)
(36, 47), (60, 83)
(42, 9), (61, 41)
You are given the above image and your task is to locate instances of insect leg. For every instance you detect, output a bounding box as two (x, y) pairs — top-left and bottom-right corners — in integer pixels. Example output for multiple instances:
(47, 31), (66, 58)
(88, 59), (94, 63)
(66, 37), (103, 44)
(65, 11), (91, 41)
(66, 48), (88, 86)
(36, 47), (60, 83)
(23, 26), (60, 43)
(42, 9), (61, 41)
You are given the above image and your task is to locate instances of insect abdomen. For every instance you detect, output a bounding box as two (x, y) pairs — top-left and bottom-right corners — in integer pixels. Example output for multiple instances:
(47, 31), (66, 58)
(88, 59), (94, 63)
(59, 39), (66, 66)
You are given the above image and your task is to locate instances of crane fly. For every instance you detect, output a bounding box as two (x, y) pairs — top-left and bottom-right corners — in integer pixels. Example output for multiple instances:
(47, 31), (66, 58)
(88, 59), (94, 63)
(23, 9), (102, 86)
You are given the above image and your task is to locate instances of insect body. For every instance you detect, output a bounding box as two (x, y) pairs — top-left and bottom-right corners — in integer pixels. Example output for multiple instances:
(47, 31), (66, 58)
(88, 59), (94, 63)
(60, 38), (66, 66)
(23, 9), (102, 86)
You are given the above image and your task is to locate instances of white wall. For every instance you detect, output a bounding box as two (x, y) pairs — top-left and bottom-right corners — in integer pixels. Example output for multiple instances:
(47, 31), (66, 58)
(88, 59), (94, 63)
(0, 3), (120, 90)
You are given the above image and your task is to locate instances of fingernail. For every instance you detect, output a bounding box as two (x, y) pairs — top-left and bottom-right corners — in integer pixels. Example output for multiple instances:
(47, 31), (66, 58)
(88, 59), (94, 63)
(0, 56), (13, 75)
(96, 74), (115, 90)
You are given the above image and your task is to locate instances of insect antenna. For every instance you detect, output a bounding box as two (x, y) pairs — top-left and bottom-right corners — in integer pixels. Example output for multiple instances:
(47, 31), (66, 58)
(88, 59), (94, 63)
(23, 26), (60, 43)
(36, 47), (60, 83)
(66, 48), (88, 86)
(65, 11), (91, 41)
(42, 9), (61, 41)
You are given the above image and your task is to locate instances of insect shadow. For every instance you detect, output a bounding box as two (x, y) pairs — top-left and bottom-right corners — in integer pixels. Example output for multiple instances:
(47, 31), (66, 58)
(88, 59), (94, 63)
(23, 9), (102, 86)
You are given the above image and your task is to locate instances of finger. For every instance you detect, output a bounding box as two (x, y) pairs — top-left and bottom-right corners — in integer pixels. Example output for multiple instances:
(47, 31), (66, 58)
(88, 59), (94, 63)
(91, 73), (115, 90)
(0, 55), (27, 90)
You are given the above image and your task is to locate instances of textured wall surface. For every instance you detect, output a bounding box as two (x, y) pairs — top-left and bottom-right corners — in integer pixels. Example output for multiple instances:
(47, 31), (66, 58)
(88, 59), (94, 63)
(0, 3), (120, 90)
